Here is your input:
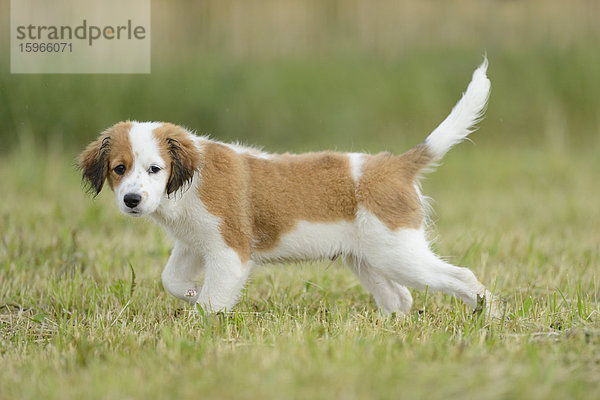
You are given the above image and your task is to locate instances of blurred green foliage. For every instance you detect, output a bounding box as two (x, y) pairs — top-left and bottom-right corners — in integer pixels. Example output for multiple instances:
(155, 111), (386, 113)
(1, 0), (599, 153)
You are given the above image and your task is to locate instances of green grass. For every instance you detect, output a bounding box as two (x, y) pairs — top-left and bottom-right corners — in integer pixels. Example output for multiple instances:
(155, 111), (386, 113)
(1, 2), (600, 397)
(2, 46), (600, 154)
(2, 1), (600, 153)
(1, 144), (599, 399)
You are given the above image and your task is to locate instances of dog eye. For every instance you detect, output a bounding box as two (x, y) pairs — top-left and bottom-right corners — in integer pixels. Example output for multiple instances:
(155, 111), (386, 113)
(113, 164), (126, 175)
(148, 165), (161, 174)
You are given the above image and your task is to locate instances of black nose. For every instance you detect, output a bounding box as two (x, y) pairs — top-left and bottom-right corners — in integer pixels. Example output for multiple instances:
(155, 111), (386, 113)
(123, 193), (142, 208)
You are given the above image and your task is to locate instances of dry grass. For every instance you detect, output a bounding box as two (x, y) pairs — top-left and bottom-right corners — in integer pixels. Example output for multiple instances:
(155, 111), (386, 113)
(1, 144), (599, 399)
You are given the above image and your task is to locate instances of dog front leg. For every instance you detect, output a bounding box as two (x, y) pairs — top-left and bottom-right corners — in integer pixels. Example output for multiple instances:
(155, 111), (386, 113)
(161, 243), (204, 304)
(196, 249), (252, 313)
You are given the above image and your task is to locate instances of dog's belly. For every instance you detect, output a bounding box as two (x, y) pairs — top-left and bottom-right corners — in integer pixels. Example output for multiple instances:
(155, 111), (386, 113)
(252, 220), (356, 264)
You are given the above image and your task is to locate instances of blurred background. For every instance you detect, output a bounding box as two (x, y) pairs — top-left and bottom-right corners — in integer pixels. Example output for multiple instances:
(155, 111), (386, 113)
(2, 3), (600, 397)
(1, 0), (599, 155)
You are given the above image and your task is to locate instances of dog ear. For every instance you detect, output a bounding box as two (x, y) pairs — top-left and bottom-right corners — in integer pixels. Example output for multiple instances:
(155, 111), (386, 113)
(78, 134), (111, 196)
(163, 131), (200, 196)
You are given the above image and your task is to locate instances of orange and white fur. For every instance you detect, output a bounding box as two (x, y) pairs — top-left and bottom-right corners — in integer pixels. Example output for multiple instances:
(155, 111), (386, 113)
(79, 60), (500, 317)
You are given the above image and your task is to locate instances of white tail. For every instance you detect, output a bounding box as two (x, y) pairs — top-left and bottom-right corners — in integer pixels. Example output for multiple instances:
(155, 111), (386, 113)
(424, 58), (491, 161)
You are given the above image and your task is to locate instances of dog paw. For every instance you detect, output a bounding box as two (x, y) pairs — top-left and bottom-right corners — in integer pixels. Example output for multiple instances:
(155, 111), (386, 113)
(185, 288), (198, 298)
(474, 292), (505, 320)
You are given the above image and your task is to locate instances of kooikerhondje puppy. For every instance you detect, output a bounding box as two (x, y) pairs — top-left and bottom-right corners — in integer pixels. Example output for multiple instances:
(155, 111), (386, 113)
(79, 60), (500, 317)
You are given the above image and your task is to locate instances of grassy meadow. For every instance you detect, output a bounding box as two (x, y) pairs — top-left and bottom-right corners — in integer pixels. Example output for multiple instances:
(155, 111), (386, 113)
(1, 144), (599, 400)
(1, 1), (600, 399)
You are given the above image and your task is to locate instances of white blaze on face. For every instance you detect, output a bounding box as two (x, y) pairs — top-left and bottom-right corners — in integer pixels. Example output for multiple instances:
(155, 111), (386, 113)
(115, 122), (169, 217)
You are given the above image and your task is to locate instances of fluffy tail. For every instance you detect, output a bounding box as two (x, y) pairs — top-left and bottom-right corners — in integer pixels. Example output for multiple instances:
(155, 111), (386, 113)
(423, 58), (491, 162)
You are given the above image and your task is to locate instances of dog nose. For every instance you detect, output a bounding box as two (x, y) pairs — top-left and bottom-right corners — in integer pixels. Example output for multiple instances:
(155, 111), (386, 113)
(123, 193), (142, 208)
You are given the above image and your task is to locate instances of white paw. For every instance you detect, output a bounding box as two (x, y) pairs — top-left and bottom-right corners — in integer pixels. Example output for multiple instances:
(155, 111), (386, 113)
(475, 292), (504, 319)
(185, 288), (197, 298)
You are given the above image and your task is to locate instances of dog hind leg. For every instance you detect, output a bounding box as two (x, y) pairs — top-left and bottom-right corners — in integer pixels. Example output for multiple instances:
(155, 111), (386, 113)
(344, 255), (413, 316)
(359, 227), (500, 318)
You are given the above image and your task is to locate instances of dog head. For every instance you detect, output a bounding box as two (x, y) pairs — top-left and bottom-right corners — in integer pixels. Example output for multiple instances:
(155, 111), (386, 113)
(78, 121), (200, 217)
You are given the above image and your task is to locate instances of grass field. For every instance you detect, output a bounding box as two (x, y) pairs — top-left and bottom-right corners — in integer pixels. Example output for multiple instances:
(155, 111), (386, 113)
(2, 1), (600, 398)
(1, 143), (599, 399)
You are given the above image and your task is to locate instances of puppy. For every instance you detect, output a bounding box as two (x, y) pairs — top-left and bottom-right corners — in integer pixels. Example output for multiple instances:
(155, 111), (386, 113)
(79, 60), (500, 317)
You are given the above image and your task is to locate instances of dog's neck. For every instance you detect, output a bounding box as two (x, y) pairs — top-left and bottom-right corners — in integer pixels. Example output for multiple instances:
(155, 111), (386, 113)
(149, 172), (221, 249)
